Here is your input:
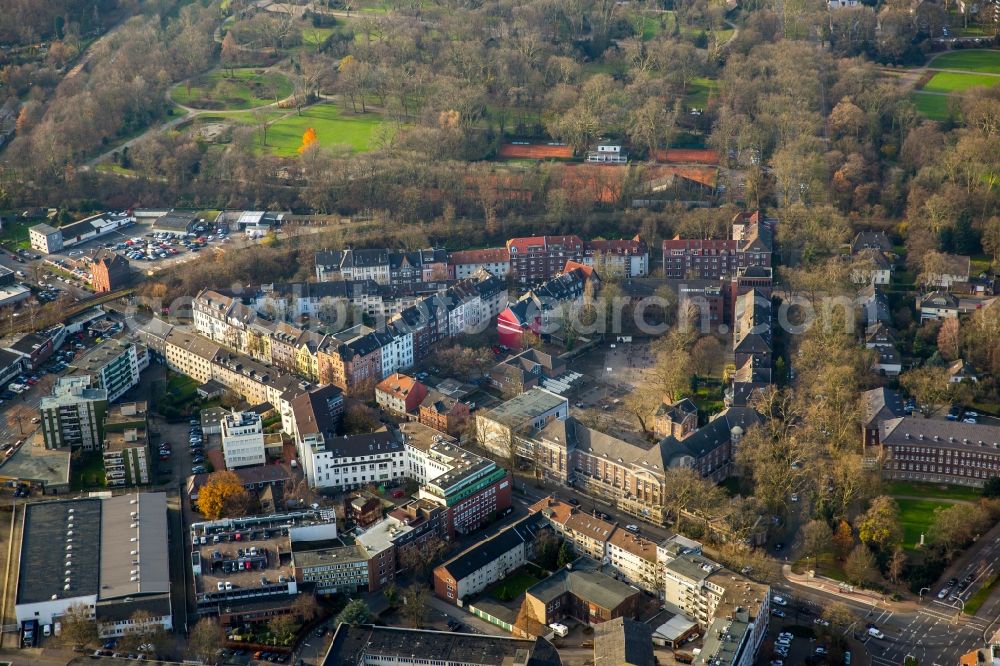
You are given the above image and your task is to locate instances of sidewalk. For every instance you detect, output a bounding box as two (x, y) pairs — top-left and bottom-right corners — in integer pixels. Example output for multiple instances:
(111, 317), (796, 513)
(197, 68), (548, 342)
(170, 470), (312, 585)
(782, 565), (918, 613)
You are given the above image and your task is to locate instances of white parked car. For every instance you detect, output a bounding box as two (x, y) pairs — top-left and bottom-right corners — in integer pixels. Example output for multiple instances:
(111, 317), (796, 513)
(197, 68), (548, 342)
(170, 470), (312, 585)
(868, 628), (884, 639)
(772, 595), (788, 606)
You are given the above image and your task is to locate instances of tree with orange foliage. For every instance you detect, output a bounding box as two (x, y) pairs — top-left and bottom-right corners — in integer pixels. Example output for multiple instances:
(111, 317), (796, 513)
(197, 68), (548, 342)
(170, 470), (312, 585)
(297, 127), (318, 154)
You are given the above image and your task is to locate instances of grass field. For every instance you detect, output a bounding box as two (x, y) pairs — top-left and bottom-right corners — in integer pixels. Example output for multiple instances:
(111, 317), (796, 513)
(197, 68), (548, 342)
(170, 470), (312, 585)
(964, 572), (997, 614)
(886, 481), (982, 501)
(687, 77), (719, 108)
(910, 92), (953, 120)
(923, 71), (1000, 94)
(0, 218), (34, 249)
(896, 498), (956, 550)
(262, 103), (387, 156)
(172, 68), (293, 110)
(489, 570), (541, 602)
(930, 50), (1000, 74)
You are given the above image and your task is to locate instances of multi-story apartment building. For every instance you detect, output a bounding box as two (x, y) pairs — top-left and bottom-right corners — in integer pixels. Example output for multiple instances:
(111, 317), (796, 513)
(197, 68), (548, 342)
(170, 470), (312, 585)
(662, 212), (772, 280)
(448, 248), (510, 280)
(40, 376), (108, 451)
(607, 526), (661, 593)
(356, 500), (449, 587)
(583, 236), (649, 278)
(315, 248), (449, 286)
(298, 429), (406, 491)
(102, 402), (150, 486)
(418, 390), (471, 436)
(164, 330), (220, 384)
(496, 266), (593, 349)
(432, 512), (547, 603)
(288, 385), (344, 445)
(375, 373), (427, 416)
(221, 411), (266, 469)
(103, 427), (151, 487)
(879, 417), (1000, 488)
(506, 235), (585, 285)
(663, 553), (771, 666)
(69, 338), (148, 403)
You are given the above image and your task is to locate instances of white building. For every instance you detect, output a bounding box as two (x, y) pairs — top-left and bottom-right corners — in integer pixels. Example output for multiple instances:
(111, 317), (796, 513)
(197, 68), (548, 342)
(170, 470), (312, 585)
(221, 411), (266, 469)
(298, 430), (407, 491)
(448, 249), (511, 281)
(15, 493), (172, 636)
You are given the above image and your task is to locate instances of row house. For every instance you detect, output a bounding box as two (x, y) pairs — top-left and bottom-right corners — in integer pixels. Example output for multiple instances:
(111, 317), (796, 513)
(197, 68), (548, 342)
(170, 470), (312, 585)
(662, 211), (772, 280)
(314, 248), (449, 287)
(448, 248), (511, 280)
(433, 513), (547, 603)
(529, 498), (662, 595)
(496, 266), (595, 349)
(583, 236), (649, 278)
(506, 235), (585, 285)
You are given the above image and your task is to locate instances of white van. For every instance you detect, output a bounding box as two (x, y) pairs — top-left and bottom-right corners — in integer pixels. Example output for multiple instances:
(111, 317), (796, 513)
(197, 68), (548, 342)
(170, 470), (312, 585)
(43, 624), (51, 637)
(54, 622), (61, 636)
(548, 623), (568, 637)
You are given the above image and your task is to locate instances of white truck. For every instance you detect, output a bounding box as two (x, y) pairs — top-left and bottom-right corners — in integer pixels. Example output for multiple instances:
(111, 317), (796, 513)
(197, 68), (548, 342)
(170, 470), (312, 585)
(548, 623), (568, 637)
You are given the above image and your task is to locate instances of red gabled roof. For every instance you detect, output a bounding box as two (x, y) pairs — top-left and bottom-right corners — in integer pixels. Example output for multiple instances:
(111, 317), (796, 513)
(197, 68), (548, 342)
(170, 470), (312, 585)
(563, 261), (596, 281)
(506, 235), (584, 254)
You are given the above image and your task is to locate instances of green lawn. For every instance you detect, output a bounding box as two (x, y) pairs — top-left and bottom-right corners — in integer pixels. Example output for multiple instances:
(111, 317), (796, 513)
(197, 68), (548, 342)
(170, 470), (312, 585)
(686, 77), (719, 109)
(301, 26), (336, 47)
(0, 218), (34, 249)
(792, 552), (848, 582)
(171, 68), (293, 110)
(896, 498), (956, 550)
(930, 50), (1000, 74)
(886, 481), (982, 501)
(910, 92), (953, 120)
(964, 572), (997, 614)
(489, 570), (542, 602)
(262, 103), (387, 156)
(922, 71), (1000, 94)
(72, 453), (107, 490)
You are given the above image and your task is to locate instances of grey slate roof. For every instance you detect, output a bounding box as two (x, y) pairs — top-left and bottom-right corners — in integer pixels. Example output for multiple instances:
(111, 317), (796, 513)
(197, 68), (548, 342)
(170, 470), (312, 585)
(324, 624), (557, 666)
(594, 617), (655, 666)
(319, 429), (401, 457)
(660, 407), (759, 465)
(526, 568), (638, 611)
(880, 417), (1000, 450)
(861, 388), (906, 430)
(438, 512), (546, 581)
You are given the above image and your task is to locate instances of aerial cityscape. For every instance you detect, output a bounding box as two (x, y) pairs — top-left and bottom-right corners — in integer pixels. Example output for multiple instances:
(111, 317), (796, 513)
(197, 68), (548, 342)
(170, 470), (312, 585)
(0, 1), (999, 666)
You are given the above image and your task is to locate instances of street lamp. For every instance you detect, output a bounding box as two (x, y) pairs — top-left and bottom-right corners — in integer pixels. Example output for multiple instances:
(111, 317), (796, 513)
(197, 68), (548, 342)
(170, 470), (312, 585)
(918, 587), (930, 603)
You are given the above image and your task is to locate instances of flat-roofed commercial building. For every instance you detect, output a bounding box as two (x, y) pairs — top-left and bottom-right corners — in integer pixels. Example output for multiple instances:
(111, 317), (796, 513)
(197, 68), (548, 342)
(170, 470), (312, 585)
(15, 493), (172, 637)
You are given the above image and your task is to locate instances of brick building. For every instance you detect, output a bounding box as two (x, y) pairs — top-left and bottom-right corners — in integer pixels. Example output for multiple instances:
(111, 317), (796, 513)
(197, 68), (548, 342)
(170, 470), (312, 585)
(506, 235), (585, 285)
(90, 250), (130, 293)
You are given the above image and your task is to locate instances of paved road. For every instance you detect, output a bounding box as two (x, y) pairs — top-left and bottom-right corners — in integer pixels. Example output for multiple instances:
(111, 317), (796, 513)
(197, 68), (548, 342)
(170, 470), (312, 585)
(777, 566), (991, 666)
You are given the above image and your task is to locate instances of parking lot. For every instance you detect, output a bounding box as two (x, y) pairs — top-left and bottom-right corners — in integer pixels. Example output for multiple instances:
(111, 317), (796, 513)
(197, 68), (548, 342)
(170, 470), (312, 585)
(192, 524), (296, 596)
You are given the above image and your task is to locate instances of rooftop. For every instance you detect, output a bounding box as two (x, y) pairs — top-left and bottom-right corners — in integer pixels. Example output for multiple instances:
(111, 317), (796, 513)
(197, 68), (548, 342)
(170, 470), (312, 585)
(881, 417), (1000, 450)
(376, 373), (424, 398)
(17, 499), (103, 604)
(104, 401), (148, 427)
(356, 516), (414, 555)
(323, 624), (558, 666)
(593, 617), (655, 666)
(318, 429), (402, 458)
(665, 553), (721, 584)
(437, 513), (547, 582)
(292, 542), (369, 570)
(99, 492), (170, 600)
(104, 428), (148, 453)
(40, 376), (108, 409)
(485, 388), (567, 429)
(69, 337), (136, 375)
(526, 567), (638, 611)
